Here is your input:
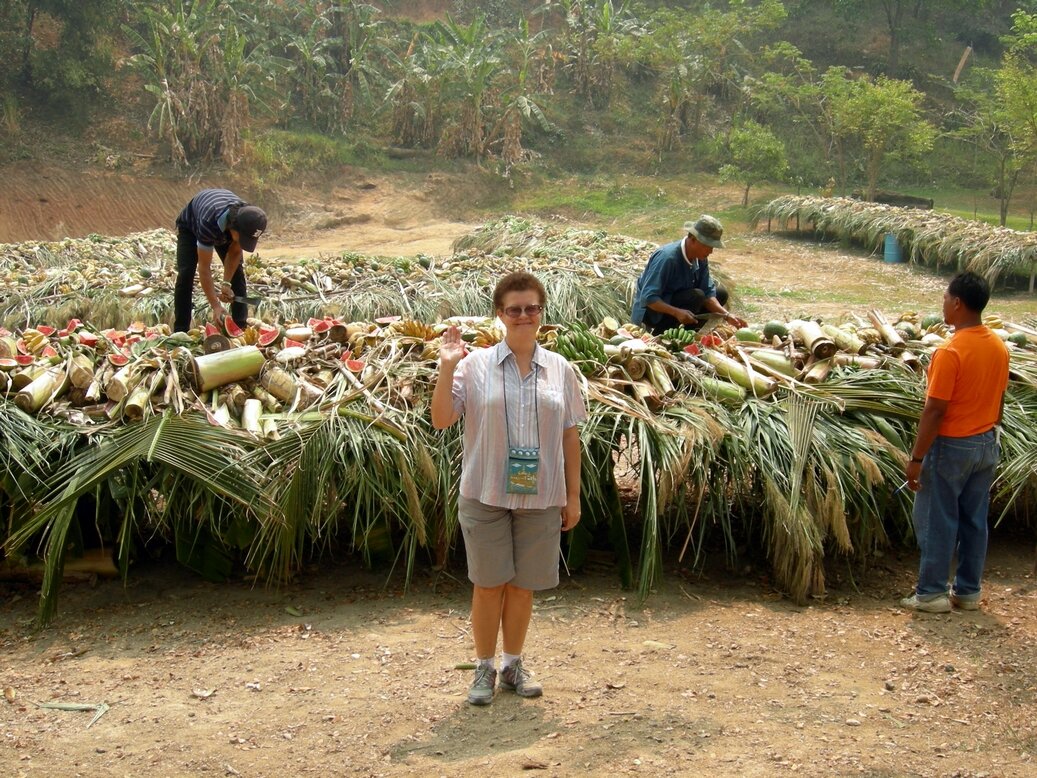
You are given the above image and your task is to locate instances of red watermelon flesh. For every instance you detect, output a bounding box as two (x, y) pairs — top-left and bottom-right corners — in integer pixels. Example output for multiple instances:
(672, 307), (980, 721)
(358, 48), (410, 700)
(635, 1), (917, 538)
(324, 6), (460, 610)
(224, 316), (244, 338)
(257, 324), (282, 347)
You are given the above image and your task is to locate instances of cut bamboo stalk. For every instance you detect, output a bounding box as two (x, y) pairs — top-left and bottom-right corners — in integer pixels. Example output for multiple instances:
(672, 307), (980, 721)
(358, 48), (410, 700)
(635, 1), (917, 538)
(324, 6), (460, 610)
(296, 379), (323, 409)
(625, 356), (647, 381)
(252, 384), (281, 412)
(211, 403), (232, 427)
(801, 358), (834, 384)
(124, 373), (165, 421)
(192, 346), (265, 392)
(0, 371), (10, 394)
(68, 354), (96, 389)
(262, 416), (281, 440)
(85, 378), (103, 403)
(0, 335), (19, 358)
(259, 365), (297, 403)
(701, 349), (778, 398)
(223, 383), (249, 414)
(695, 375), (746, 404)
(833, 353), (882, 369)
(788, 320), (838, 360)
(821, 324), (867, 355)
(900, 350), (921, 371)
(867, 309), (906, 354)
(646, 358), (674, 395)
(313, 369), (336, 388)
(11, 366), (45, 391)
(241, 398), (262, 435)
(105, 364), (142, 402)
(15, 367), (69, 413)
(748, 349), (797, 376)
(630, 380), (662, 410)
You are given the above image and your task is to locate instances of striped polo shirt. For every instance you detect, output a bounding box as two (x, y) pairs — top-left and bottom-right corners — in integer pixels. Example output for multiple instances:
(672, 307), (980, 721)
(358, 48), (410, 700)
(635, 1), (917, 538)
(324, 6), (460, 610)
(452, 340), (586, 509)
(175, 189), (244, 250)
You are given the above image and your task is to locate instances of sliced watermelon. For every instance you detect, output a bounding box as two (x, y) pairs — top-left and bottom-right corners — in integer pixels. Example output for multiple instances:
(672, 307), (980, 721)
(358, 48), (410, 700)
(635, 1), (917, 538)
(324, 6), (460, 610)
(108, 353), (130, 367)
(41, 345), (58, 358)
(78, 331), (99, 348)
(14, 354), (34, 366)
(224, 316), (245, 338)
(343, 358), (365, 373)
(101, 328), (127, 347)
(310, 319), (332, 334)
(283, 338), (306, 349)
(374, 315), (402, 325)
(126, 321), (146, 334)
(682, 343), (701, 356)
(0, 357), (19, 370)
(64, 318), (81, 332)
(204, 322), (221, 339)
(35, 325), (56, 336)
(339, 349), (353, 362)
(16, 338), (28, 355)
(257, 324), (282, 347)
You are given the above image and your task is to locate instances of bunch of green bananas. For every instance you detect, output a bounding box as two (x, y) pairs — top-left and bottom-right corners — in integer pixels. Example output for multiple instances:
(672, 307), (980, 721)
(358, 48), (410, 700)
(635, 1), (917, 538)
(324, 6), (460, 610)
(555, 322), (606, 375)
(658, 327), (696, 350)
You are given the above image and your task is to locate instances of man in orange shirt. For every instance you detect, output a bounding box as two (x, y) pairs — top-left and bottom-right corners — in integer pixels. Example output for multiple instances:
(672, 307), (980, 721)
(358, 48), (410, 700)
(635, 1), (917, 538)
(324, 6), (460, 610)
(901, 272), (1010, 613)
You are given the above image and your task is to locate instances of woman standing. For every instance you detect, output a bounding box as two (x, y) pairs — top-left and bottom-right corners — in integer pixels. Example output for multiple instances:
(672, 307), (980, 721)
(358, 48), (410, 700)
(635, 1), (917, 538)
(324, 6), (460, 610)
(431, 271), (586, 706)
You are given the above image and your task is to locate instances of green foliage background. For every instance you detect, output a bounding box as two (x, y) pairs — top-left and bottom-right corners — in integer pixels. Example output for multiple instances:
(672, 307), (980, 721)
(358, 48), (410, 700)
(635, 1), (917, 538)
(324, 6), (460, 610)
(1, 1), (1037, 219)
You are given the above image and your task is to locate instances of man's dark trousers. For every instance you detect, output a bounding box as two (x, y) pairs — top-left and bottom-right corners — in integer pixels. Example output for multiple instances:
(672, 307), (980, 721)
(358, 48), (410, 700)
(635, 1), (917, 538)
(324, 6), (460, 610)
(173, 228), (248, 332)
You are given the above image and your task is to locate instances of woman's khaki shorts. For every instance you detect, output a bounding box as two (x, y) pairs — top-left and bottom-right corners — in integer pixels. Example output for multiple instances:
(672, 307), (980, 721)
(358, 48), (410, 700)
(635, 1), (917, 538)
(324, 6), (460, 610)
(458, 496), (562, 590)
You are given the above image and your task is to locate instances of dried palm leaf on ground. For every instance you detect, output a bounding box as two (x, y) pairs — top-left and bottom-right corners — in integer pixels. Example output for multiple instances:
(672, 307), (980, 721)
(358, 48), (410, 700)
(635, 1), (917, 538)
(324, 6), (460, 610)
(753, 196), (1037, 287)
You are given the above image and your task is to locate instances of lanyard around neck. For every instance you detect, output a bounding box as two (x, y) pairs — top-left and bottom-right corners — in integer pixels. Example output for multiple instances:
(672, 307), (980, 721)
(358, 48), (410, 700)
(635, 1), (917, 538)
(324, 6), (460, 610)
(502, 358), (539, 450)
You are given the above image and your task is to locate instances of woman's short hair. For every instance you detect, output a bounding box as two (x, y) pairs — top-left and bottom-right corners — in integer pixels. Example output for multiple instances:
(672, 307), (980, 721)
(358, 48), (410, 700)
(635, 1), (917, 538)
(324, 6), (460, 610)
(492, 271), (546, 311)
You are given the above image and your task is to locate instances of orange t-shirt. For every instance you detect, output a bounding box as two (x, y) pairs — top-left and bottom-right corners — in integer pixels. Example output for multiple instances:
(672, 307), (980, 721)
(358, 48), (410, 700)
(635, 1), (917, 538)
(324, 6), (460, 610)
(926, 325), (1009, 438)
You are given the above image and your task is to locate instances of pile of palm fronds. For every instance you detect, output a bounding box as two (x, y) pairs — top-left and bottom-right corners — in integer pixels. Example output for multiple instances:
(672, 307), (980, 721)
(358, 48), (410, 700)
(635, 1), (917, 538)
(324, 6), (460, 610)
(1, 218), (662, 329)
(3, 300), (1036, 624)
(753, 196), (1037, 290)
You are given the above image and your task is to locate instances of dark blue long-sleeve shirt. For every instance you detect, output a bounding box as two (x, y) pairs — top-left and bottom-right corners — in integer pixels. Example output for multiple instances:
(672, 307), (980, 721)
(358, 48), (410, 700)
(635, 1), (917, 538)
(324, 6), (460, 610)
(175, 189), (245, 250)
(631, 239), (717, 325)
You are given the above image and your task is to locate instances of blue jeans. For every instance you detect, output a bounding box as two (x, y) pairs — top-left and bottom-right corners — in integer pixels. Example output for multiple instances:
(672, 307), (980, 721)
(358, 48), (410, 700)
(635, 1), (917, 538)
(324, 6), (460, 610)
(912, 430), (999, 599)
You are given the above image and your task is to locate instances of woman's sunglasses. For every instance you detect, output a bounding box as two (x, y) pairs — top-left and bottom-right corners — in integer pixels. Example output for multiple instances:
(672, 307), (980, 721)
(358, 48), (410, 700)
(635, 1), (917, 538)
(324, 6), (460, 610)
(501, 304), (544, 318)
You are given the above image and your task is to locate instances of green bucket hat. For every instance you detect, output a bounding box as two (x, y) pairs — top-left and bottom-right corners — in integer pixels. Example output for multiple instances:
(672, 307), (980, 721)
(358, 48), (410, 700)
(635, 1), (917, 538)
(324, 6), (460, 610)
(683, 215), (725, 248)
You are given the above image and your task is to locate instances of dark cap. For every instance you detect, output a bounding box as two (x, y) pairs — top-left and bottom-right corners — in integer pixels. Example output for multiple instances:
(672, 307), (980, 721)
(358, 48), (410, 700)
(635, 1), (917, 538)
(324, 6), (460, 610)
(683, 214), (725, 248)
(235, 205), (267, 252)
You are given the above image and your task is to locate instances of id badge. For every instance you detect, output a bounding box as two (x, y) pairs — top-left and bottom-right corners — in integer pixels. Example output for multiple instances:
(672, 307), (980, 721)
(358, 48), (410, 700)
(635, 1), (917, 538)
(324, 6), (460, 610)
(506, 446), (540, 494)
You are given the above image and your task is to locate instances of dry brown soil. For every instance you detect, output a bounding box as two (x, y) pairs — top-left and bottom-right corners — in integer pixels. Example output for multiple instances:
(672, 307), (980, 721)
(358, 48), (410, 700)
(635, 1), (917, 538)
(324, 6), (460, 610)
(2, 163), (1036, 777)
(2, 540), (1036, 778)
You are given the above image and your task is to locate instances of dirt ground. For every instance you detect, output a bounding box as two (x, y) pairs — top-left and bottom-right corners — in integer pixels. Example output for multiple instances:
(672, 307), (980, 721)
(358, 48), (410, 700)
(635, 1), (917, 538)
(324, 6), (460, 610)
(2, 536), (1036, 778)
(2, 163), (1036, 776)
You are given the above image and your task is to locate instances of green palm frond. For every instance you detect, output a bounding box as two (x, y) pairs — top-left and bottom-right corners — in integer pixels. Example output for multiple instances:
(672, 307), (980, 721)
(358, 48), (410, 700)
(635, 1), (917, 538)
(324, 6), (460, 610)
(5, 411), (273, 623)
(247, 402), (437, 585)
